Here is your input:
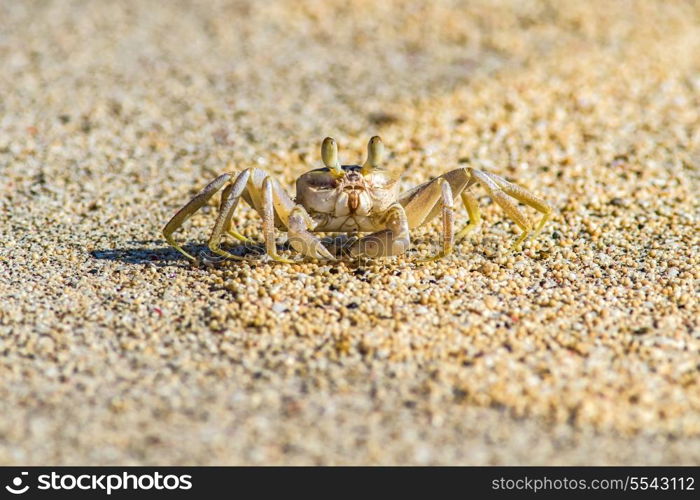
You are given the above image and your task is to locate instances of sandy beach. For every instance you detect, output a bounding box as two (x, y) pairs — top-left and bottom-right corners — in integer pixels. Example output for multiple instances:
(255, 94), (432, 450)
(1, 0), (698, 464)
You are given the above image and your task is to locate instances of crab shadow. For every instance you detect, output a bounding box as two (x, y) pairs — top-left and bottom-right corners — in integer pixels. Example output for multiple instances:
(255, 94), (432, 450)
(90, 240), (266, 266)
(90, 235), (385, 266)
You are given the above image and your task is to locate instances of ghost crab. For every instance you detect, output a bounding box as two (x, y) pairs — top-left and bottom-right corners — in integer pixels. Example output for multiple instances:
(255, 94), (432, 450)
(163, 136), (552, 263)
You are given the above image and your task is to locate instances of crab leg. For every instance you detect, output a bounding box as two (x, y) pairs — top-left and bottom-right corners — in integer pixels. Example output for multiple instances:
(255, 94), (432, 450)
(469, 169), (533, 250)
(287, 205), (336, 260)
(207, 169), (251, 260)
(483, 171), (552, 238)
(400, 168), (485, 247)
(420, 179), (455, 261)
(163, 173), (232, 261)
(261, 176), (299, 263)
(455, 190), (482, 242)
(400, 169), (470, 227)
(220, 184), (252, 243)
(208, 168), (297, 262)
(401, 165), (551, 251)
(399, 177), (457, 260)
(433, 179), (455, 260)
(348, 203), (410, 258)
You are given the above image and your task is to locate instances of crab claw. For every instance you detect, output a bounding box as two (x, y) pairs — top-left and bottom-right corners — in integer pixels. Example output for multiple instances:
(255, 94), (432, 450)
(362, 136), (384, 173)
(322, 137), (343, 176)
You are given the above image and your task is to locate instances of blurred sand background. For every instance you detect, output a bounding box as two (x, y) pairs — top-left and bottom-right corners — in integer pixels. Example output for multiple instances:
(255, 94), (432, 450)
(1, 0), (699, 464)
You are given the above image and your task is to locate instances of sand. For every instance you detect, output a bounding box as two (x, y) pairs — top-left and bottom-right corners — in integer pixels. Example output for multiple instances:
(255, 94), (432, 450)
(0, 0), (698, 464)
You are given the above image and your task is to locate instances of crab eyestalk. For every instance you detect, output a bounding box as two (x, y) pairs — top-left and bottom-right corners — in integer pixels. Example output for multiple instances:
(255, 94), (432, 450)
(362, 136), (384, 173)
(322, 137), (343, 176)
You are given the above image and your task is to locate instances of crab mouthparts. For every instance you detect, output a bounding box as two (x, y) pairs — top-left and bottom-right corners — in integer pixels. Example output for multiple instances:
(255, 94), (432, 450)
(348, 190), (360, 212)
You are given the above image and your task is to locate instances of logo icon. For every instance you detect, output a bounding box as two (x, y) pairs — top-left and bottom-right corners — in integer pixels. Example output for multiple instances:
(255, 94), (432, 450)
(5, 472), (29, 495)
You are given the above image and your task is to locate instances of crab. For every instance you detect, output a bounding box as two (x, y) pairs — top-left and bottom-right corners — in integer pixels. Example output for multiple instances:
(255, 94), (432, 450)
(163, 136), (552, 263)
